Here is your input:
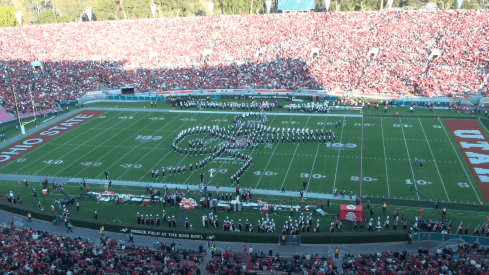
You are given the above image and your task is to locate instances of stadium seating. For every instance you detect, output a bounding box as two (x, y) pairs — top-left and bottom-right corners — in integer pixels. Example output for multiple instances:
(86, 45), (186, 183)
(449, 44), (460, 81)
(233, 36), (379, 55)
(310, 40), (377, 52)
(340, 242), (488, 275)
(0, 226), (205, 274)
(0, 10), (487, 115)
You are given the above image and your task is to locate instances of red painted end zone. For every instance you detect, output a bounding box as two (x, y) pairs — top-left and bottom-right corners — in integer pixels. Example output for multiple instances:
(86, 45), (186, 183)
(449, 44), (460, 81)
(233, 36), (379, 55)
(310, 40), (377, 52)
(445, 120), (489, 201)
(0, 111), (104, 167)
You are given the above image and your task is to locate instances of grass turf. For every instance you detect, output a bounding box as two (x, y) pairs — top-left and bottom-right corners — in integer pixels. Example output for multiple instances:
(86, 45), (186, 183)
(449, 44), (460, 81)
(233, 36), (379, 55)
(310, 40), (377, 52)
(0, 102), (488, 234)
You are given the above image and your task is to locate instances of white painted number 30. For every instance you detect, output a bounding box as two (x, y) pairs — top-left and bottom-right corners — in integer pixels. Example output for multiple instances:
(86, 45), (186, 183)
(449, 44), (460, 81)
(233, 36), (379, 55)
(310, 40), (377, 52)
(458, 182), (469, 188)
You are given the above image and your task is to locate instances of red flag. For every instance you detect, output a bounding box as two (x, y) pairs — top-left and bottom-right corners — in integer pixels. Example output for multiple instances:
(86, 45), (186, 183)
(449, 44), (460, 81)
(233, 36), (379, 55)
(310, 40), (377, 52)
(118, 2), (122, 10)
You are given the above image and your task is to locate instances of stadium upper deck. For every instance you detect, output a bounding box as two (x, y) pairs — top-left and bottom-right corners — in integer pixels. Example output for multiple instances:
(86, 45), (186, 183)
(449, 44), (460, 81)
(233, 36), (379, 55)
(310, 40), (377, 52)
(0, 10), (487, 114)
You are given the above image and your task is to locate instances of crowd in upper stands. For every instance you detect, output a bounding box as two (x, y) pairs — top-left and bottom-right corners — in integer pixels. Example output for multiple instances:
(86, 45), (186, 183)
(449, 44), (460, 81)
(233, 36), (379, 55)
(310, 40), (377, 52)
(0, 10), (488, 114)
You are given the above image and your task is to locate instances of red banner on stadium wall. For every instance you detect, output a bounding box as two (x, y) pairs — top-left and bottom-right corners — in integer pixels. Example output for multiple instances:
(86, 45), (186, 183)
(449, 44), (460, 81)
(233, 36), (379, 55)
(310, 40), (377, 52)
(338, 204), (364, 222)
(0, 111), (104, 166)
(445, 120), (489, 201)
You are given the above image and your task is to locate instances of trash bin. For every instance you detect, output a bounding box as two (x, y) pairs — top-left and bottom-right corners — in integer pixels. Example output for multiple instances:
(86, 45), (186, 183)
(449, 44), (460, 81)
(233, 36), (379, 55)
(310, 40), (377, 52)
(53, 219), (57, 226)
(89, 193), (93, 199)
(198, 204), (203, 210)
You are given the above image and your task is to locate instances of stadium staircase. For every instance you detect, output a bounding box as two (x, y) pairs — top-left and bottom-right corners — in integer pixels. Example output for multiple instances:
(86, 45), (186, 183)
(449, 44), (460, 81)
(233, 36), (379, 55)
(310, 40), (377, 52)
(0, 105), (15, 122)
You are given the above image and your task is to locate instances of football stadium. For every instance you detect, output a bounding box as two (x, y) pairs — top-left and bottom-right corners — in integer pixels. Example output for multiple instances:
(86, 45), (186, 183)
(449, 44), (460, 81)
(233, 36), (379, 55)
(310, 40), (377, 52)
(0, 0), (489, 274)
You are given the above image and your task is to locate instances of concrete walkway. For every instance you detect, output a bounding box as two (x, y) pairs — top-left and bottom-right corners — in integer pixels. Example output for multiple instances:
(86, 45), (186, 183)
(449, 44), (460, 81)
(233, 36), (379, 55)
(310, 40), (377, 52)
(0, 173), (354, 202)
(0, 207), (450, 261)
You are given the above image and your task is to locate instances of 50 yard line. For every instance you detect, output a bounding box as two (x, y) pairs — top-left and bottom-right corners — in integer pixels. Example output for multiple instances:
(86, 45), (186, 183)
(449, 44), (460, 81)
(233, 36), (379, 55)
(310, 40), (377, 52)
(254, 115), (293, 189)
(280, 116), (311, 190)
(399, 118), (419, 200)
(380, 118), (390, 198)
(418, 118), (450, 202)
(307, 116), (328, 187)
(332, 116), (345, 193)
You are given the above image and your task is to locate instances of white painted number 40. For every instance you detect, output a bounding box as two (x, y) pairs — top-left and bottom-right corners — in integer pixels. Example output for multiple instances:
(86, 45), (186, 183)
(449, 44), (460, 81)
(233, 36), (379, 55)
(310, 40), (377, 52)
(121, 164), (142, 168)
(44, 160), (63, 164)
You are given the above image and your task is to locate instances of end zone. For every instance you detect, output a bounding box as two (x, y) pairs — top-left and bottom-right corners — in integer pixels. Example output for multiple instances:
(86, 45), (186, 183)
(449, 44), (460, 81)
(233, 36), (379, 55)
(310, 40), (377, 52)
(0, 111), (104, 166)
(445, 120), (489, 202)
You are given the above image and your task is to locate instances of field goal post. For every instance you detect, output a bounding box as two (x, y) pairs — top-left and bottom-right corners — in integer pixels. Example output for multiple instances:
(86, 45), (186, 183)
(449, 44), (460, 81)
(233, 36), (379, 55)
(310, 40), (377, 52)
(13, 85), (37, 135)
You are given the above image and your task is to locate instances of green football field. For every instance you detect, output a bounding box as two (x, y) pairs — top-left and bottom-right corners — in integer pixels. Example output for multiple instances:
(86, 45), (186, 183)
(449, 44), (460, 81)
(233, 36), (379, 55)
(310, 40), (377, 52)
(0, 108), (485, 204)
(1, 104), (489, 236)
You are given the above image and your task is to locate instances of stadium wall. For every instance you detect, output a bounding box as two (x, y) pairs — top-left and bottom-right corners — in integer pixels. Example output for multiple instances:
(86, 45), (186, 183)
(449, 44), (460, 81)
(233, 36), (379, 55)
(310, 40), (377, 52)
(0, 200), (407, 244)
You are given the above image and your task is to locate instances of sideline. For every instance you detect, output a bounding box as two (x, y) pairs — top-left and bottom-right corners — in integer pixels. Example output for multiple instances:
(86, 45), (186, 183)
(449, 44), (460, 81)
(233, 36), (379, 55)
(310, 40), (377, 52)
(0, 208), (437, 256)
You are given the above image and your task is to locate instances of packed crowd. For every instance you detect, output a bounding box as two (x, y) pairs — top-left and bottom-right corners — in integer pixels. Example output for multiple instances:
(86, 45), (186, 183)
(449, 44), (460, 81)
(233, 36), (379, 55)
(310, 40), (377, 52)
(340, 242), (489, 275)
(206, 247), (337, 275)
(0, 225), (206, 274)
(0, 10), (488, 114)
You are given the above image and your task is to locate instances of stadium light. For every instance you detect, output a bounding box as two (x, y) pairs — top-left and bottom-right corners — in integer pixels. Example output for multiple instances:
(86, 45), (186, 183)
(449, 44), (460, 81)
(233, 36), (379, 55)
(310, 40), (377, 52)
(85, 6), (92, 21)
(208, 2), (214, 16)
(53, 6), (57, 24)
(150, 3), (157, 18)
(14, 10), (22, 26)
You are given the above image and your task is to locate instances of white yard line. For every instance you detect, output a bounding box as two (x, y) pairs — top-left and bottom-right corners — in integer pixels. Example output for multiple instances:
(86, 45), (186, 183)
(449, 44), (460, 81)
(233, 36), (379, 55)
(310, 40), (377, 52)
(113, 113), (199, 181)
(50, 112), (153, 177)
(332, 116), (345, 193)
(254, 115), (293, 189)
(280, 116), (311, 189)
(31, 112), (142, 176)
(418, 118), (450, 202)
(439, 118), (481, 203)
(203, 114), (269, 187)
(380, 118), (390, 198)
(146, 113), (219, 183)
(10, 112), (121, 173)
(307, 116), (328, 185)
(399, 118), (419, 200)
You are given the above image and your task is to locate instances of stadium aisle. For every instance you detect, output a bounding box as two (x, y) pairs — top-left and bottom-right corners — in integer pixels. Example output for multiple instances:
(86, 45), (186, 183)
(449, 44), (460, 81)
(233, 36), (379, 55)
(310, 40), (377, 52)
(0, 209), (444, 257)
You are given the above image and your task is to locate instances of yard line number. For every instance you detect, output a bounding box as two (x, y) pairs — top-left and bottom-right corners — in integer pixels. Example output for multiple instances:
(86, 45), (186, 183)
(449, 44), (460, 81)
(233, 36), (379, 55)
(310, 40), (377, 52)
(44, 160), (63, 164)
(136, 135), (163, 140)
(121, 164), (142, 168)
(351, 176), (377, 181)
(354, 123), (374, 126)
(405, 179), (432, 185)
(81, 162), (102, 167)
(282, 121), (298, 124)
(208, 168), (228, 173)
(393, 124), (413, 127)
(301, 173), (326, 178)
(254, 171), (278, 176)
(119, 116), (134, 119)
(149, 117), (166, 120)
(458, 182), (469, 188)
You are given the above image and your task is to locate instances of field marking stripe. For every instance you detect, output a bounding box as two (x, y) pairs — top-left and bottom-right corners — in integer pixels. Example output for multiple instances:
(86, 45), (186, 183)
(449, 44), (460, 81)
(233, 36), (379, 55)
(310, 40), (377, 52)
(307, 117), (328, 184)
(169, 113), (224, 184)
(380, 118), (390, 198)
(333, 117), (345, 192)
(52, 112), (153, 177)
(281, 116), (311, 189)
(153, 113), (223, 184)
(439, 118), (481, 203)
(254, 115), (293, 189)
(418, 118), (450, 202)
(31, 112), (141, 176)
(112, 113), (196, 181)
(399, 118), (419, 200)
(7, 111), (120, 172)
(203, 114), (267, 186)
